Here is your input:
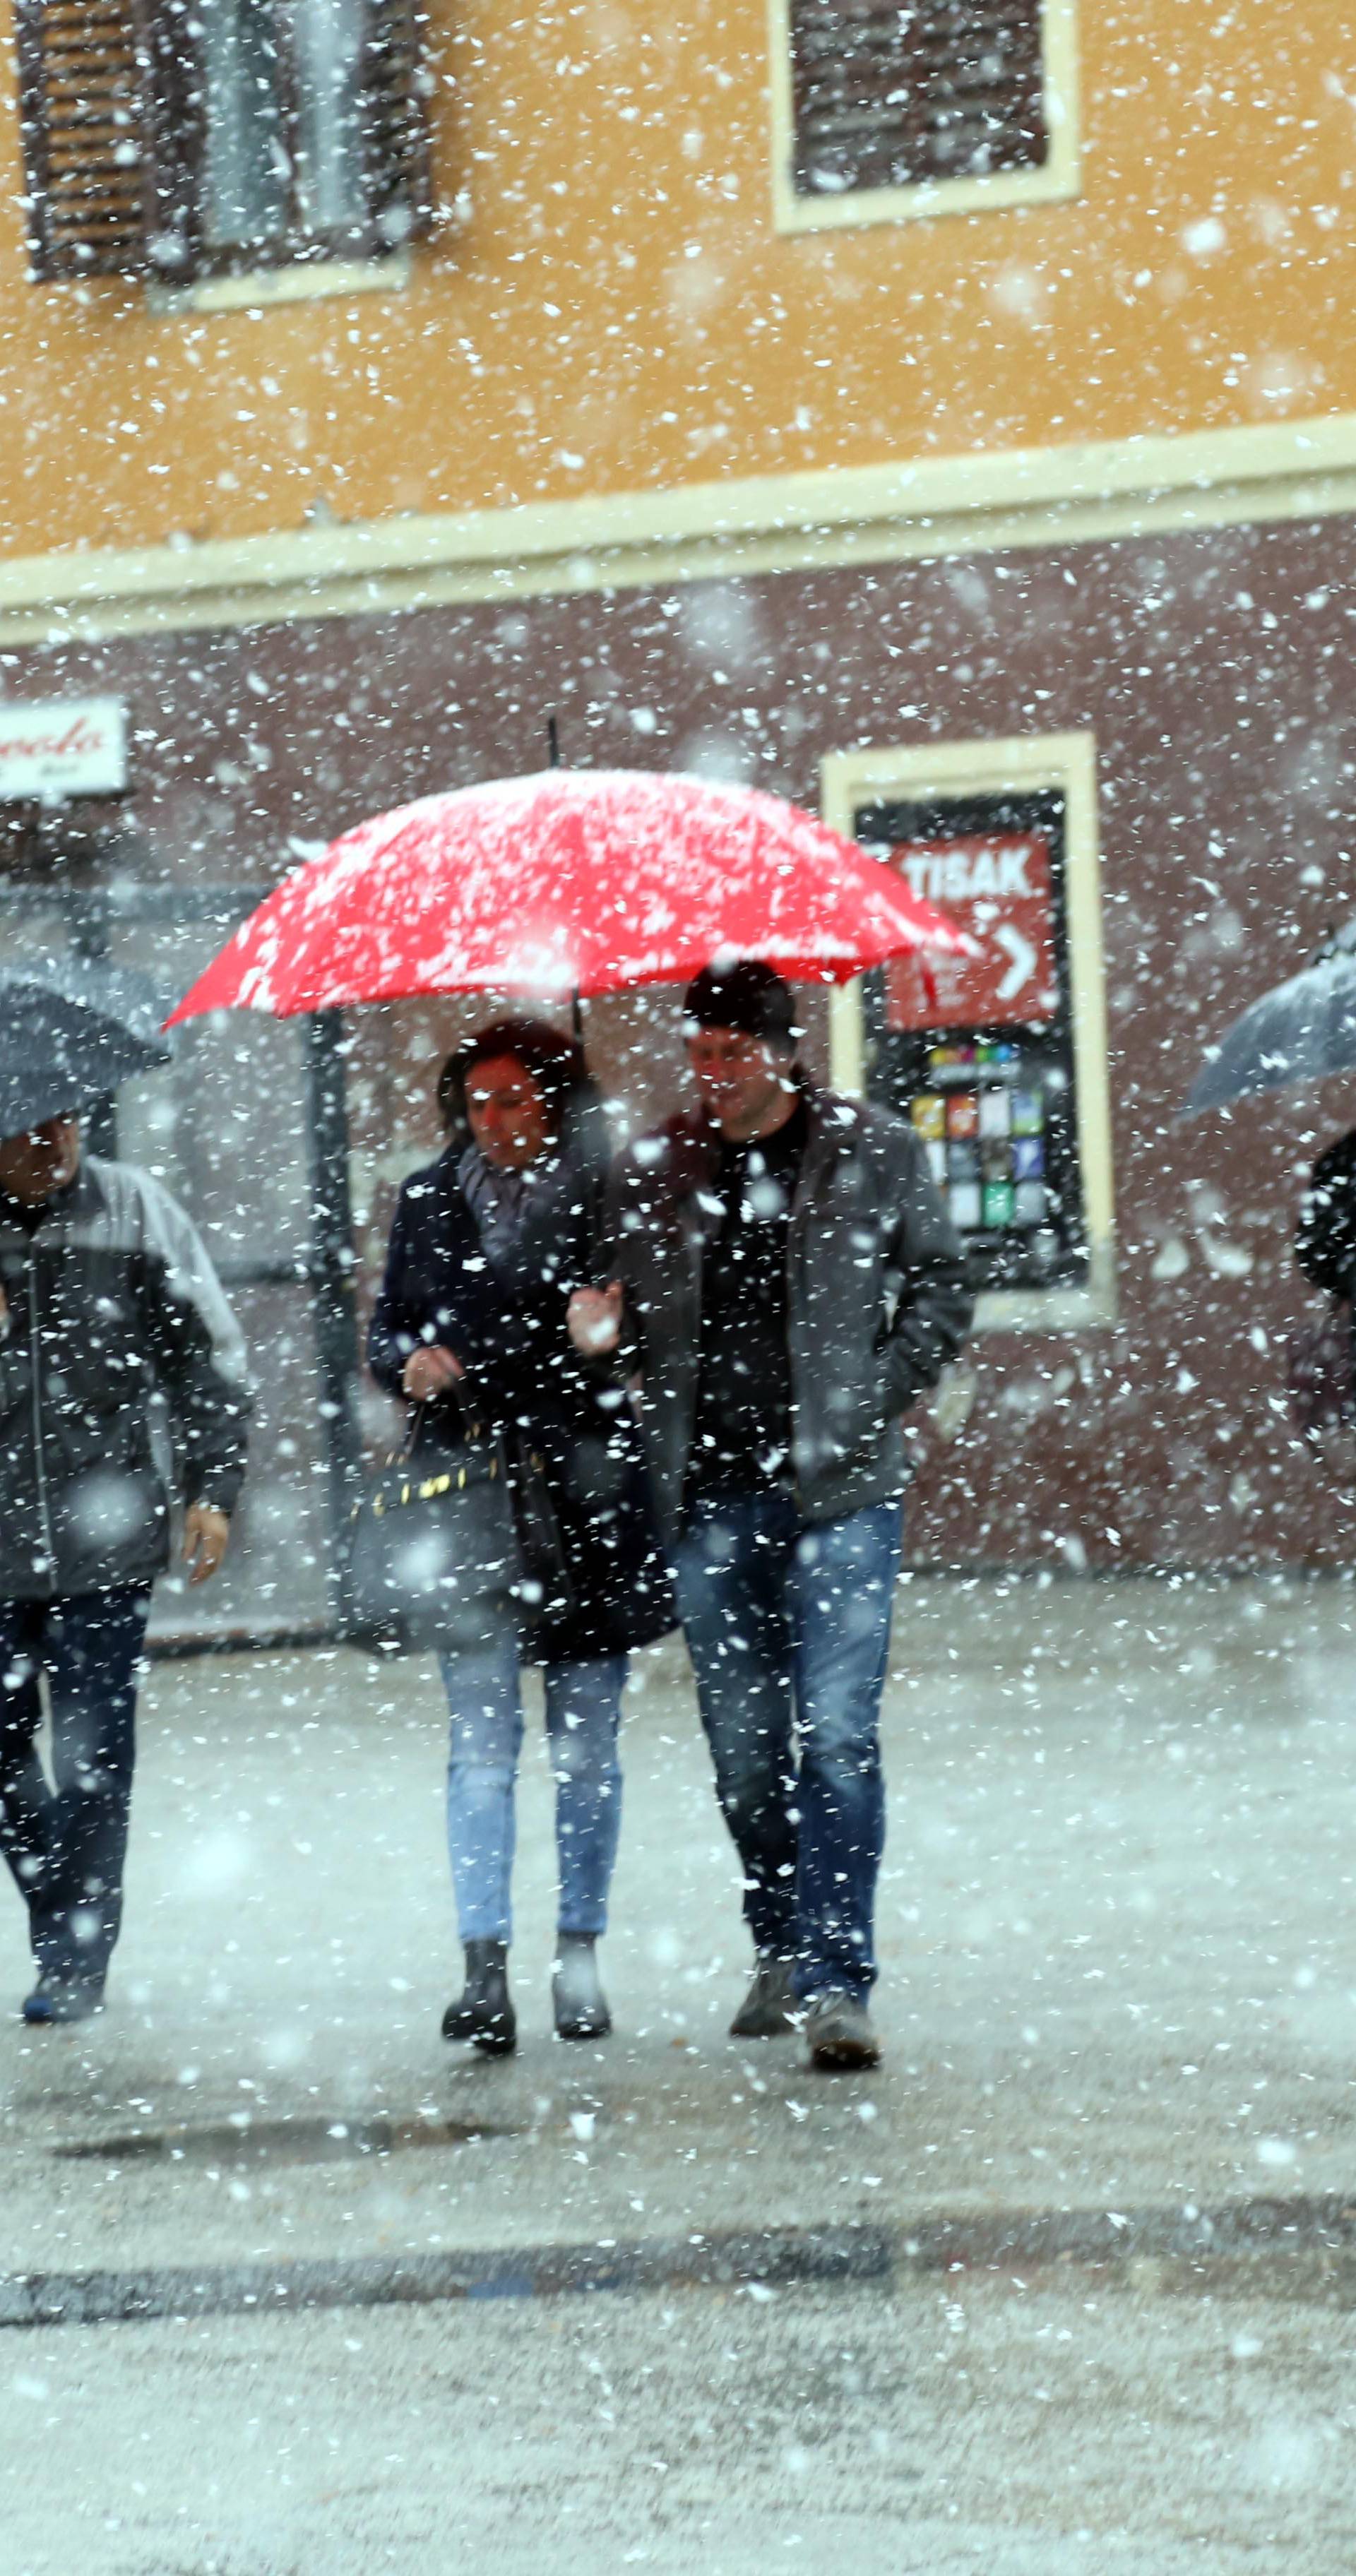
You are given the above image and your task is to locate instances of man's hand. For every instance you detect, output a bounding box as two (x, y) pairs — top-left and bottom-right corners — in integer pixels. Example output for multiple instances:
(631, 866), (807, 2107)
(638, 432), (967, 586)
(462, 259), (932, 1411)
(183, 1503), (230, 1587)
(568, 1282), (624, 1356)
(402, 1344), (465, 1405)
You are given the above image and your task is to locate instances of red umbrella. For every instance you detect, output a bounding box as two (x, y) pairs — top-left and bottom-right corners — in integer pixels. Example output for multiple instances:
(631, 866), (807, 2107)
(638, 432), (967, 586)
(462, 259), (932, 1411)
(168, 768), (969, 1025)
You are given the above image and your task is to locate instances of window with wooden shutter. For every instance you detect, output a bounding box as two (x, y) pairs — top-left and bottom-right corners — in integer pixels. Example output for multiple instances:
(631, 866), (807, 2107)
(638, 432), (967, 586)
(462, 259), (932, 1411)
(13, 0), (434, 285)
(769, 0), (1077, 232)
(13, 0), (154, 278)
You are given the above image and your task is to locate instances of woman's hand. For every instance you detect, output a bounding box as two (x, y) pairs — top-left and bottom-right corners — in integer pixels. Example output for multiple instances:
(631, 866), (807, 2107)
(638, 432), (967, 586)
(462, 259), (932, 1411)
(567, 1282), (624, 1356)
(402, 1345), (465, 1404)
(183, 1503), (231, 1587)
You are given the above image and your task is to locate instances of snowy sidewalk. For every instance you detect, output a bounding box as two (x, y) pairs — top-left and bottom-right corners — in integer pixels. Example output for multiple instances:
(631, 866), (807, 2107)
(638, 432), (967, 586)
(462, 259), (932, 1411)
(5, 1571), (1356, 2576)
(2, 1570), (1354, 2280)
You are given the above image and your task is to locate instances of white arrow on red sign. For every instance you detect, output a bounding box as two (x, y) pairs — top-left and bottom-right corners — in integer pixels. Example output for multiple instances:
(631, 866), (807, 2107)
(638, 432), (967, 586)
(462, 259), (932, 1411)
(883, 829), (1057, 1032)
(994, 922), (1039, 1003)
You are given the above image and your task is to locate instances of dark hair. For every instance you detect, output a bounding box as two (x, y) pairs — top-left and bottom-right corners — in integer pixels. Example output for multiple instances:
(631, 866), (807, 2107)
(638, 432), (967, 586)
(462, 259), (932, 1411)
(437, 1015), (593, 1148)
(682, 959), (800, 1049)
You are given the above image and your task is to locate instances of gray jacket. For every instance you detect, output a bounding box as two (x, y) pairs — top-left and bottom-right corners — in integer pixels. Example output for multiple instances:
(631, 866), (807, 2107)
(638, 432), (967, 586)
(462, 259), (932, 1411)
(0, 1157), (250, 1601)
(602, 1085), (973, 1548)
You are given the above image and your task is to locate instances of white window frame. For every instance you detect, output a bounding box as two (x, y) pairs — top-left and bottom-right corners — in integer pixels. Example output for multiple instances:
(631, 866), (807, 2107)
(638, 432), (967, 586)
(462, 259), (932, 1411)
(821, 727), (1114, 1332)
(145, 250), (412, 316)
(768, 0), (1081, 237)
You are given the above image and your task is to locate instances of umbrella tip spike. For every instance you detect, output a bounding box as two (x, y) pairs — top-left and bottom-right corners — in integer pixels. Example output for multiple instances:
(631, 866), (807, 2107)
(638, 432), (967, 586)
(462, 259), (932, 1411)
(547, 714), (561, 770)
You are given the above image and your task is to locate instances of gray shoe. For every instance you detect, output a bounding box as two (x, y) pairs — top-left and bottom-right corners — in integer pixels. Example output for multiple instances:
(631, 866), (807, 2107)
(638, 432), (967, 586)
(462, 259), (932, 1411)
(552, 1932), (612, 2041)
(729, 1953), (798, 2039)
(804, 1991), (881, 2070)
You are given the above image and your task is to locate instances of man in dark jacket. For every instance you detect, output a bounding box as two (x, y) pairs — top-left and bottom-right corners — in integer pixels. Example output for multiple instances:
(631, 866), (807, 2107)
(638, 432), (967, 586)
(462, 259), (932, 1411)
(0, 1109), (249, 2024)
(1296, 1129), (1356, 1298)
(569, 962), (973, 2070)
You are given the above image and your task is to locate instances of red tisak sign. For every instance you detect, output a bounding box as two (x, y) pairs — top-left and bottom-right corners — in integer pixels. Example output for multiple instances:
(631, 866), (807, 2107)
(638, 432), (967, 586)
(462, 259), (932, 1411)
(884, 831), (1059, 1032)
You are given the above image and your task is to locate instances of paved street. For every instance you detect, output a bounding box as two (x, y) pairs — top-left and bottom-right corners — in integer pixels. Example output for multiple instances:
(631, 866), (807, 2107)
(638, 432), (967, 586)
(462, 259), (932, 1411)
(3, 1572), (1356, 2572)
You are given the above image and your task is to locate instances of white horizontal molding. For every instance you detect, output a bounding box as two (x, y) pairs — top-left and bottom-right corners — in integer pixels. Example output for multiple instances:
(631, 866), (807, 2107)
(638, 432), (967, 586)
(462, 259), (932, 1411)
(972, 1260), (1117, 1336)
(4, 408), (1356, 644)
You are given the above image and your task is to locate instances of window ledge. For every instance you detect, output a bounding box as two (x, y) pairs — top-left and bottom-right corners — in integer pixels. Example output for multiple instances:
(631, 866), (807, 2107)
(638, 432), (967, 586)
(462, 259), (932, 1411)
(973, 1265), (1117, 1337)
(146, 251), (411, 318)
(773, 160), (1079, 238)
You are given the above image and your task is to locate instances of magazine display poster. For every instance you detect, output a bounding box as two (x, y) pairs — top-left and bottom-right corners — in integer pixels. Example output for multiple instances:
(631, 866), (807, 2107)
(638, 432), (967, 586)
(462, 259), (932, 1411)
(855, 787), (1089, 1297)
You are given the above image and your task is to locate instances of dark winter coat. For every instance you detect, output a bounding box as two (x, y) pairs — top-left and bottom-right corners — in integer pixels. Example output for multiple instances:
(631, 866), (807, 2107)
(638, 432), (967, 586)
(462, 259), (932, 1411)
(600, 1083), (974, 1551)
(367, 1144), (674, 1662)
(0, 1157), (250, 1601)
(1296, 1130), (1356, 1297)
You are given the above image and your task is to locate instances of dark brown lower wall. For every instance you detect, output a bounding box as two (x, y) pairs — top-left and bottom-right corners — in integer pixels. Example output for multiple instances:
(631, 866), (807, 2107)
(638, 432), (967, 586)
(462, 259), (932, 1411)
(4, 505), (1356, 1570)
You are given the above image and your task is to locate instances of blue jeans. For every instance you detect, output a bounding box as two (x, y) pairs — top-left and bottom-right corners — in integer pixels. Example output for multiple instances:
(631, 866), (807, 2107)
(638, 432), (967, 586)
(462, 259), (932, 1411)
(674, 1491), (903, 2002)
(0, 1586), (151, 1986)
(439, 1635), (626, 1944)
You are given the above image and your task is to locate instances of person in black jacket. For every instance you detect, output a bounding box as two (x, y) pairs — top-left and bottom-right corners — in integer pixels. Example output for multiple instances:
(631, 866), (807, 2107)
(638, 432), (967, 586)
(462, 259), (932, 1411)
(569, 962), (972, 2073)
(368, 1019), (672, 2053)
(1296, 1128), (1356, 1299)
(0, 1110), (249, 2025)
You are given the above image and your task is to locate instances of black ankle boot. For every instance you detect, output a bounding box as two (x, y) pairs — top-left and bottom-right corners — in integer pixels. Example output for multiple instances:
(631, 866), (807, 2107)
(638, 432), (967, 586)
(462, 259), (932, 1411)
(441, 1938), (516, 2053)
(552, 1931), (612, 2041)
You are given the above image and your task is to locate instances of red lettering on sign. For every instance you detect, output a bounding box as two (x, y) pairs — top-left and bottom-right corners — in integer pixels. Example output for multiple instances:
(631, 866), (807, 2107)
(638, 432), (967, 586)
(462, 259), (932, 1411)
(885, 832), (1059, 1031)
(0, 722), (102, 760)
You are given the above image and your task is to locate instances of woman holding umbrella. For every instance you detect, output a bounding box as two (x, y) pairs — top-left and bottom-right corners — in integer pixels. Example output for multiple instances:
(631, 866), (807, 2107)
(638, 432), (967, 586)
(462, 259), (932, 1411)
(1184, 921), (1356, 1424)
(368, 1018), (672, 2053)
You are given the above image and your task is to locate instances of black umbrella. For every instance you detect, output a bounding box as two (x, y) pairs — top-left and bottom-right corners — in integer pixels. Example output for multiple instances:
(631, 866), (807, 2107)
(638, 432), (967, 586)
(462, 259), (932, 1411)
(0, 957), (173, 1142)
(1184, 923), (1356, 1116)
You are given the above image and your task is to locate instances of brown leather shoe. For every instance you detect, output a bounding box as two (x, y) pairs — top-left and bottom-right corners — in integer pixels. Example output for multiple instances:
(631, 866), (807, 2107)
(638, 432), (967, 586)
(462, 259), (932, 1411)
(804, 1992), (881, 2070)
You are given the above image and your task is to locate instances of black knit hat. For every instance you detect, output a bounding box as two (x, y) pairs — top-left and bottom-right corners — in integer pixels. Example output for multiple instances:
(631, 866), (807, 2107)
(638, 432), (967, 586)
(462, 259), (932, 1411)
(682, 960), (800, 1047)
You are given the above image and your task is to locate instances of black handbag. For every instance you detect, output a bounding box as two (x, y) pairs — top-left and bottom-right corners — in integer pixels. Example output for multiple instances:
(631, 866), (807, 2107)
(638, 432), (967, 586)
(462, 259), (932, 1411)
(503, 1427), (576, 1630)
(345, 1403), (522, 1654)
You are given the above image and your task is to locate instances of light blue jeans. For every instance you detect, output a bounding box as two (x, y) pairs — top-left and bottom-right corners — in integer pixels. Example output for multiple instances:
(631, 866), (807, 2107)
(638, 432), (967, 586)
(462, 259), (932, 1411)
(438, 1634), (626, 1944)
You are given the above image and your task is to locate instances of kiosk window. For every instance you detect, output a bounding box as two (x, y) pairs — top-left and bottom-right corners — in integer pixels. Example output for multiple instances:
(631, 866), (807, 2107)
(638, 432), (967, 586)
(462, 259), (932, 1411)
(855, 785), (1088, 1296)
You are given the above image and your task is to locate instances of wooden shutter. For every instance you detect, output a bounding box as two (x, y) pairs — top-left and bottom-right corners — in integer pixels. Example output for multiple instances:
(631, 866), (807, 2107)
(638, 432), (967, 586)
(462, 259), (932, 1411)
(13, 0), (434, 285)
(358, 0), (435, 253)
(139, 0), (209, 282)
(13, 0), (155, 277)
(789, 1), (1047, 200)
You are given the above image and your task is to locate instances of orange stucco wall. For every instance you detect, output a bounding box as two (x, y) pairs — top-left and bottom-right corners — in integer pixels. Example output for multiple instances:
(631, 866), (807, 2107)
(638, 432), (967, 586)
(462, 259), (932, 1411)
(0, 0), (1350, 556)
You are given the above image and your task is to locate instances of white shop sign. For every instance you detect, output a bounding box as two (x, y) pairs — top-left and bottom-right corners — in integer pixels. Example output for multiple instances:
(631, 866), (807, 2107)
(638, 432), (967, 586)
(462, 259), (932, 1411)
(0, 697), (127, 799)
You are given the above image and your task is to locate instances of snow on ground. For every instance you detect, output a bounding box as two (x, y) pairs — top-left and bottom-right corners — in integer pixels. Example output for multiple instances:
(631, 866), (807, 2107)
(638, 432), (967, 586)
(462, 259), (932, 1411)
(2, 1573), (1355, 2570)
